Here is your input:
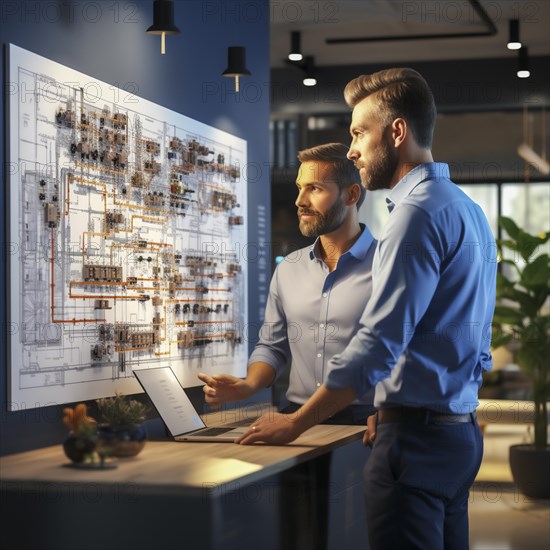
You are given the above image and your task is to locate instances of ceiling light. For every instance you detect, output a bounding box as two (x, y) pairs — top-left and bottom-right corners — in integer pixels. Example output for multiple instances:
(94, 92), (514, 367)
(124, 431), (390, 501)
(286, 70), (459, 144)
(517, 47), (530, 78)
(302, 56), (317, 87)
(146, 0), (181, 55)
(222, 47), (251, 93)
(507, 19), (521, 50)
(288, 32), (303, 62)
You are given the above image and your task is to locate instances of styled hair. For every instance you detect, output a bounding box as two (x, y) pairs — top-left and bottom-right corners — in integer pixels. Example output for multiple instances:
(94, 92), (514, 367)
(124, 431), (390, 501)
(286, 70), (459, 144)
(344, 68), (436, 149)
(297, 142), (366, 209)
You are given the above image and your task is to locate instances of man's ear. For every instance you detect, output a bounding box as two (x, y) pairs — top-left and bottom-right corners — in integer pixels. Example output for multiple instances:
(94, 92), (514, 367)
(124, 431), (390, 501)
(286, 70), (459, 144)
(391, 118), (407, 148)
(346, 183), (362, 206)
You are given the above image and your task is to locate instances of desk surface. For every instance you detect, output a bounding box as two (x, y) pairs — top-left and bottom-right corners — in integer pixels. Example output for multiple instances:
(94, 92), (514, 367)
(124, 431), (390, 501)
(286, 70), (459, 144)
(0, 420), (364, 497)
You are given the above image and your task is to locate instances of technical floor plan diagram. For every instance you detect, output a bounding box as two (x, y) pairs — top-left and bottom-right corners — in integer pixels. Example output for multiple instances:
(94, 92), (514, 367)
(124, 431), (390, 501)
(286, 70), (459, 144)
(7, 45), (248, 410)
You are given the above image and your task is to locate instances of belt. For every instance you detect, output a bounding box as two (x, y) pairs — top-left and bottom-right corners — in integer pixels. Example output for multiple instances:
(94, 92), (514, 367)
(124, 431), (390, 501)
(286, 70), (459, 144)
(378, 407), (476, 425)
(283, 402), (376, 425)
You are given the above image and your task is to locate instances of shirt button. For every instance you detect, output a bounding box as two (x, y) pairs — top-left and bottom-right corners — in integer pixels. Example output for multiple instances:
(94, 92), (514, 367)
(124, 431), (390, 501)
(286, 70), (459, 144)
(316, 382), (321, 387)
(316, 353), (322, 358)
(322, 292), (327, 298)
(319, 323), (324, 329)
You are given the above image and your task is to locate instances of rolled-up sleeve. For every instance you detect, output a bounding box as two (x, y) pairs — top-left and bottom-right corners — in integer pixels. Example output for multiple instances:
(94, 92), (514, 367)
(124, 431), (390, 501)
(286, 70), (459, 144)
(248, 266), (291, 380)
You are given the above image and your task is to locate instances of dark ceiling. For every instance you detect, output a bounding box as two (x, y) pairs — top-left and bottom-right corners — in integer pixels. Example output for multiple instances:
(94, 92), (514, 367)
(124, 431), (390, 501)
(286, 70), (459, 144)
(270, 0), (550, 68)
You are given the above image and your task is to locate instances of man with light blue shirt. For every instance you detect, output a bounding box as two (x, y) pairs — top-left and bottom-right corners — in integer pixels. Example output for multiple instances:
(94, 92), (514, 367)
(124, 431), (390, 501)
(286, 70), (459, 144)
(198, 142), (377, 424)
(239, 69), (497, 550)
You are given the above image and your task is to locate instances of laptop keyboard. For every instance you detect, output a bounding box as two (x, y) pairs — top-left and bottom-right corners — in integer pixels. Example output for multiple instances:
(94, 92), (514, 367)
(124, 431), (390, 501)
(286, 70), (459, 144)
(194, 426), (236, 436)
(226, 417), (256, 427)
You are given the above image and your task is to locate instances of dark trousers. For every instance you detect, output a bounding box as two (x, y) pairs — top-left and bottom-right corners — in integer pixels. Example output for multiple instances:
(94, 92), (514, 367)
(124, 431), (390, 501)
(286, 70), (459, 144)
(364, 417), (483, 550)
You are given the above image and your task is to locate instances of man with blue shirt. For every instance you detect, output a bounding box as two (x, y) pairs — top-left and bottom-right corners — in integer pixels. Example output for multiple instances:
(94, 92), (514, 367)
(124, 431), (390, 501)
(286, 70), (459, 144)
(239, 69), (497, 550)
(198, 142), (377, 424)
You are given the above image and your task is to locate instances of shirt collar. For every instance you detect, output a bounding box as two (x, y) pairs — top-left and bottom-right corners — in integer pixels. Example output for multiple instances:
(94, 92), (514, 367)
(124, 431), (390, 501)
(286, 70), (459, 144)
(309, 223), (374, 261)
(386, 162), (450, 212)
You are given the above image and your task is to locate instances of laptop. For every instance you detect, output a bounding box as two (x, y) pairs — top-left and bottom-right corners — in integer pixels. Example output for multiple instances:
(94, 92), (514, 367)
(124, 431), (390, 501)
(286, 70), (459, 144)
(133, 366), (253, 442)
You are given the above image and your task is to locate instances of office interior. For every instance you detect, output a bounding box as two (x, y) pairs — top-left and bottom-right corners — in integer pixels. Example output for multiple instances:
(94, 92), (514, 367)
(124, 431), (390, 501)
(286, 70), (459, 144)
(0, 1), (549, 549)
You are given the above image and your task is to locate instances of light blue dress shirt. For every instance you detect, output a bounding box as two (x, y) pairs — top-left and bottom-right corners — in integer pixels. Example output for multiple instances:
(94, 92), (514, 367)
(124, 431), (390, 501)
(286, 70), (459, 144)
(326, 163), (497, 414)
(249, 225), (377, 406)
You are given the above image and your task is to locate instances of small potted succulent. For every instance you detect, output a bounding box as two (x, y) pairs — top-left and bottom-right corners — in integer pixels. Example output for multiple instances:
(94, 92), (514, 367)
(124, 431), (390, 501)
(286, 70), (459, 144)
(96, 393), (148, 458)
(62, 403), (98, 463)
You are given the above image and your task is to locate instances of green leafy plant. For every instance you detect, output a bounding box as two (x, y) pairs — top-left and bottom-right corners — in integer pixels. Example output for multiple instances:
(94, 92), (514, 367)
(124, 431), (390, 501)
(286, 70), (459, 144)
(492, 216), (550, 449)
(97, 392), (148, 426)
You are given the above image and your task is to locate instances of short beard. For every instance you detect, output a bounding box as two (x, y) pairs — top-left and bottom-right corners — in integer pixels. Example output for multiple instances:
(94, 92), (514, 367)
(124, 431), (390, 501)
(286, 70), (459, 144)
(298, 195), (347, 238)
(359, 139), (398, 191)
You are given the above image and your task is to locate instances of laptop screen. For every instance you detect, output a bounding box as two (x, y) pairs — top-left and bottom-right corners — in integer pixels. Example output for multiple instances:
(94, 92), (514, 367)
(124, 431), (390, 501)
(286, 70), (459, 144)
(134, 367), (207, 436)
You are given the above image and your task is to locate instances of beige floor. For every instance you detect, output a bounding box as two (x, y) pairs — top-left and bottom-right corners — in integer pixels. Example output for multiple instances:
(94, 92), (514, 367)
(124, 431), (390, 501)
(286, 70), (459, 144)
(469, 425), (550, 549)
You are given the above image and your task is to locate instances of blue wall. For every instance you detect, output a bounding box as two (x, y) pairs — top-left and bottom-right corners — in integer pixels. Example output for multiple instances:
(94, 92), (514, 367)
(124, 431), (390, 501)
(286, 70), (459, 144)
(0, 0), (271, 454)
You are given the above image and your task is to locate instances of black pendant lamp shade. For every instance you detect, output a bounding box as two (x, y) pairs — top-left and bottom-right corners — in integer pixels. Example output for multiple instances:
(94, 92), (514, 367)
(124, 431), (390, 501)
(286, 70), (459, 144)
(517, 46), (530, 78)
(507, 19), (521, 50)
(222, 47), (251, 92)
(146, 0), (181, 54)
(302, 56), (317, 87)
(288, 31), (303, 61)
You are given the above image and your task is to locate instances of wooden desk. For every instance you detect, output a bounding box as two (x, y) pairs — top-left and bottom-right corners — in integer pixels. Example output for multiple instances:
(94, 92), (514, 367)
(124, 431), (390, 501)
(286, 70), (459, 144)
(477, 399), (537, 425)
(0, 420), (367, 550)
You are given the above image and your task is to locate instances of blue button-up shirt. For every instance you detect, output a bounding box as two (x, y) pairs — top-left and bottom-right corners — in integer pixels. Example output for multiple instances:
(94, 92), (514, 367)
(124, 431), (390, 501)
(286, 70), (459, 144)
(249, 225), (377, 405)
(326, 163), (497, 413)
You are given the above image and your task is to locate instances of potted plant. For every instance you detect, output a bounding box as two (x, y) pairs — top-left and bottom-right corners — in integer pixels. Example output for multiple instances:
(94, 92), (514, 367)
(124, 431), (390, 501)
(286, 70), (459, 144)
(62, 403), (98, 463)
(96, 392), (149, 458)
(491, 215), (550, 498)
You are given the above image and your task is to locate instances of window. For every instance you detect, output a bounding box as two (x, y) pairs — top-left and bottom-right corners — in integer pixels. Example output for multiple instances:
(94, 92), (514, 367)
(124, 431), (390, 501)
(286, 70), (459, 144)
(502, 183), (550, 238)
(270, 118), (299, 169)
(458, 185), (498, 234)
(358, 190), (390, 240)
(359, 182), (550, 244)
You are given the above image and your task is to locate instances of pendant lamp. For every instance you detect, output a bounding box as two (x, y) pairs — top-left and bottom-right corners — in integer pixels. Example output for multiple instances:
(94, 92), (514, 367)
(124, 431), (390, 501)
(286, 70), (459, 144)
(146, 0), (181, 55)
(222, 47), (251, 92)
(507, 19), (521, 50)
(517, 46), (530, 78)
(288, 32), (303, 61)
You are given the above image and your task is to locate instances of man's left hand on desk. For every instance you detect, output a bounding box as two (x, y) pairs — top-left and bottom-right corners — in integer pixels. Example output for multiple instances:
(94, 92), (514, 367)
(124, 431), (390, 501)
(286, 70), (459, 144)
(236, 412), (301, 445)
